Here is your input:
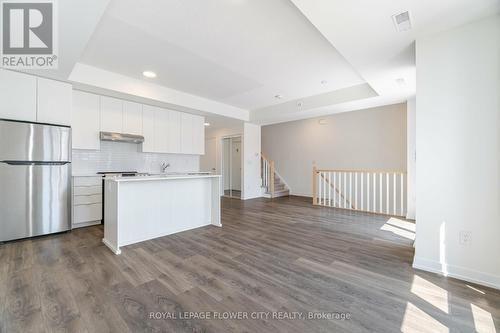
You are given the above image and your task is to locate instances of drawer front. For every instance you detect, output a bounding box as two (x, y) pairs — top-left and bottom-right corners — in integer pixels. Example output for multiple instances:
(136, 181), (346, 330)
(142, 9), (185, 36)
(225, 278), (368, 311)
(73, 176), (101, 187)
(73, 194), (101, 205)
(74, 185), (101, 196)
(74, 203), (102, 223)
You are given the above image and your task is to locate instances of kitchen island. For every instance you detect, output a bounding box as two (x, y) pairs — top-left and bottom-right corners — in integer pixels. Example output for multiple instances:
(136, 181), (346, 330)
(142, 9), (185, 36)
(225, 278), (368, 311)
(102, 174), (221, 254)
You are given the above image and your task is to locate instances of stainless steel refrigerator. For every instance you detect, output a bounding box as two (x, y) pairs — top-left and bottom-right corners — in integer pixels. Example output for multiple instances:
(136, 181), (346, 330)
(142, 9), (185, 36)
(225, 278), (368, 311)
(0, 119), (72, 242)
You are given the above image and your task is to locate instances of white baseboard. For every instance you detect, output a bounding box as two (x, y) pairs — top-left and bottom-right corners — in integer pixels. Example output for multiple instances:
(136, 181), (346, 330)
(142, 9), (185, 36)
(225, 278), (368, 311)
(72, 220), (101, 229)
(242, 193), (263, 200)
(406, 212), (416, 220)
(102, 238), (121, 255)
(413, 256), (500, 290)
(289, 191), (312, 198)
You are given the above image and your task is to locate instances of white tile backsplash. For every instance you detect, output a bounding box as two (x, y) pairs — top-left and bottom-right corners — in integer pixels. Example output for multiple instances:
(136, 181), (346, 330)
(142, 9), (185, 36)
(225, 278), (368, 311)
(72, 141), (200, 175)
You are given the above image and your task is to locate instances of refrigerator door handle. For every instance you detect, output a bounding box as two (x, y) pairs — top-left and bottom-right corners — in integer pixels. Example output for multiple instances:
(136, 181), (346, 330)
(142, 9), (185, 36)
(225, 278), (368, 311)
(1, 161), (71, 166)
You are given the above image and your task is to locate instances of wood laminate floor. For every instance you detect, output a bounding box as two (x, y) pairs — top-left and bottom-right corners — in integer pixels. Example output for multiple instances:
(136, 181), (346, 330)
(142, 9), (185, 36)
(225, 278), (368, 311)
(1, 196), (499, 332)
(224, 189), (242, 198)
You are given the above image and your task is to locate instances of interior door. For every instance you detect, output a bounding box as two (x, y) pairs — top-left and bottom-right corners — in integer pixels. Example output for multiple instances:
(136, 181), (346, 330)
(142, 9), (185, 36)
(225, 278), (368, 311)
(221, 136), (242, 199)
(231, 139), (242, 191)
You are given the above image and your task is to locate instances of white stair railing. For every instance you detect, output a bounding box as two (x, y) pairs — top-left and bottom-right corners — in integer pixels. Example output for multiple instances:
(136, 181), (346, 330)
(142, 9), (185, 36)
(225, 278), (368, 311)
(261, 153), (275, 196)
(313, 167), (407, 217)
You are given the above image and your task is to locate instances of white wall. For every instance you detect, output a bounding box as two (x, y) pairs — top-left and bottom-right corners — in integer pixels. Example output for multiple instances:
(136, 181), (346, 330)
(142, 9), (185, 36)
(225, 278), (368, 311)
(262, 104), (407, 196)
(200, 137), (216, 172)
(407, 97), (416, 220)
(414, 15), (500, 289)
(72, 141), (199, 175)
(242, 123), (262, 200)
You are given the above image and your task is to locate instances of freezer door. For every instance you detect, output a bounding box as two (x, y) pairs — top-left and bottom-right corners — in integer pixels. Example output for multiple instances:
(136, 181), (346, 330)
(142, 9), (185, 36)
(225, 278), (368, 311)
(0, 162), (71, 241)
(0, 120), (71, 162)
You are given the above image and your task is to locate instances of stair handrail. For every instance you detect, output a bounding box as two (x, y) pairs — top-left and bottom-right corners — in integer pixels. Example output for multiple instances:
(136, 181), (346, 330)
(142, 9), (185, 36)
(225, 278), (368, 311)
(261, 153), (275, 197)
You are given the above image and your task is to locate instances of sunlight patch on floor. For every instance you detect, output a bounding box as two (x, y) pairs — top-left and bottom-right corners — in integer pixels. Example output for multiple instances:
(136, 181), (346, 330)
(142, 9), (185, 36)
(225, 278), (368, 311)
(400, 302), (449, 333)
(466, 284), (486, 295)
(471, 303), (496, 333)
(380, 217), (416, 240)
(410, 275), (449, 314)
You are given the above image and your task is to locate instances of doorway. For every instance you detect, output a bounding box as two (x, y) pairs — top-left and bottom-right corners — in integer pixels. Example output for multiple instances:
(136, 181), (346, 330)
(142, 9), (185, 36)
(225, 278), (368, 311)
(222, 136), (242, 199)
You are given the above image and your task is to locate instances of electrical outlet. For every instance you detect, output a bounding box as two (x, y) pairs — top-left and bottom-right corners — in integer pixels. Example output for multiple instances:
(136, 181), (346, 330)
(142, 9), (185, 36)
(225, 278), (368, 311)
(459, 231), (472, 246)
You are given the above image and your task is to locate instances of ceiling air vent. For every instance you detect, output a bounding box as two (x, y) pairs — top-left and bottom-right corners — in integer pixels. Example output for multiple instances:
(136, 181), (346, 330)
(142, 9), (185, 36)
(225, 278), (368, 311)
(392, 11), (412, 32)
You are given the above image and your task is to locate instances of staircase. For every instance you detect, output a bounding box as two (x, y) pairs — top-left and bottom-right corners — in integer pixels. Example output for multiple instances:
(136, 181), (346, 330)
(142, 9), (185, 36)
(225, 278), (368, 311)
(261, 153), (290, 198)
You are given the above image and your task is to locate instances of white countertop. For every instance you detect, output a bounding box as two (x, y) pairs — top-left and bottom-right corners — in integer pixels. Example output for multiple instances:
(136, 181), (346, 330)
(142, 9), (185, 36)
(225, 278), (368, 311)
(72, 172), (100, 177)
(105, 173), (221, 182)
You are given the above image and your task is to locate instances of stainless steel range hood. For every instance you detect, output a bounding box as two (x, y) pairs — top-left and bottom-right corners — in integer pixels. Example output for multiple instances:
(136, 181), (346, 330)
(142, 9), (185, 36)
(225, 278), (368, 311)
(100, 131), (144, 144)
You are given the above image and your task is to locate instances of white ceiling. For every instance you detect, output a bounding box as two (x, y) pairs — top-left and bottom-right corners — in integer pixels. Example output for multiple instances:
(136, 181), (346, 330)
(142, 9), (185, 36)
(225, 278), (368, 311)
(63, 0), (500, 126)
(290, 0), (499, 98)
(23, 0), (110, 80)
(79, 0), (364, 110)
(255, 0), (499, 124)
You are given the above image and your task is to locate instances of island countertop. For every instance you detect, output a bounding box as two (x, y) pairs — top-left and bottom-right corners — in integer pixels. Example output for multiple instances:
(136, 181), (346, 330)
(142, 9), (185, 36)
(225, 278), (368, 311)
(102, 172), (221, 254)
(105, 173), (221, 183)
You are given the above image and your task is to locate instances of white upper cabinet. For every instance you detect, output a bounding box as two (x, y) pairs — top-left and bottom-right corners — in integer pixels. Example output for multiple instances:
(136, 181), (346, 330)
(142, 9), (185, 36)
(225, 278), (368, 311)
(168, 110), (181, 153)
(181, 113), (195, 154)
(72, 91), (100, 150)
(154, 109), (169, 153)
(122, 101), (142, 135)
(142, 105), (155, 153)
(142, 105), (168, 153)
(0, 69), (37, 122)
(181, 113), (205, 154)
(100, 96), (123, 133)
(0, 70), (72, 126)
(37, 78), (72, 126)
(192, 115), (205, 155)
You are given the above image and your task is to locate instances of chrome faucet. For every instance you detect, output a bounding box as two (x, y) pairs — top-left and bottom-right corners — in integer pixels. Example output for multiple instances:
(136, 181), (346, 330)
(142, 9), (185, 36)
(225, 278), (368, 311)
(161, 162), (170, 173)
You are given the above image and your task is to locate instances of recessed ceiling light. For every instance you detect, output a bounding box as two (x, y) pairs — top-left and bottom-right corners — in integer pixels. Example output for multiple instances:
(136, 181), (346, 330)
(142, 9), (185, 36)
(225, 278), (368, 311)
(142, 71), (157, 78)
(204, 122), (210, 127)
(321, 80), (328, 85)
(318, 119), (327, 125)
(274, 94), (283, 99)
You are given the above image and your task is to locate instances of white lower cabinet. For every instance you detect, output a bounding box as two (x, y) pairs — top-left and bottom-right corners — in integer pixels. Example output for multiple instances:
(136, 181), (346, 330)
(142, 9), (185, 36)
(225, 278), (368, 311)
(72, 176), (102, 228)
